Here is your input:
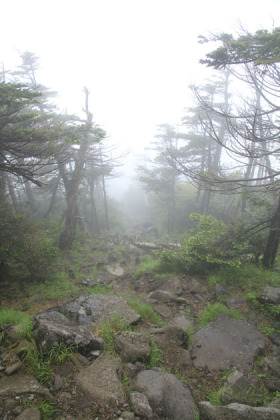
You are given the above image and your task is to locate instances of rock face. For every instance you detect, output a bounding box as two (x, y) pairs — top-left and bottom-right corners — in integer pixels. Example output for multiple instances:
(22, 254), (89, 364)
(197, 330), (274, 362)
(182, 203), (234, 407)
(114, 332), (151, 363)
(76, 354), (123, 406)
(198, 401), (280, 420)
(191, 314), (265, 371)
(33, 311), (103, 354)
(133, 369), (197, 420)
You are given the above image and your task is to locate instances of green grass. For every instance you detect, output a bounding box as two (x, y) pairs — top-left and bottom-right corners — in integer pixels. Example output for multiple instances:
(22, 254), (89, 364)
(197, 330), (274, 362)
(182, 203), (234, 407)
(82, 284), (113, 295)
(0, 308), (33, 340)
(37, 401), (57, 420)
(26, 272), (78, 300)
(133, 255), (163, 280)
(147, 340), (164, 368)
(23, 342), (75, 386)
(199, 302), (243, 329)
(24, 345), (53, 386)
(206, 389), (223, 406)
(209, 263), (280, 292)
(96, 315), (130, 354)
(127, 298), (163, 325)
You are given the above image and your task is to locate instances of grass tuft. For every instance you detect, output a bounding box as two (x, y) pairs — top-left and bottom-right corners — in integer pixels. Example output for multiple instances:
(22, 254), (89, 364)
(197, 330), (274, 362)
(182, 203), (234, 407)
(127, 298), (163, 325)
(199, 302), (243, 329)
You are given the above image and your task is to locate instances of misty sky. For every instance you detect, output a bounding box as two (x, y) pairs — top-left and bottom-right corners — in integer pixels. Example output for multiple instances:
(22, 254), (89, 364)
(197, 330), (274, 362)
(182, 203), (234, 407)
(1, 0), (279, 195)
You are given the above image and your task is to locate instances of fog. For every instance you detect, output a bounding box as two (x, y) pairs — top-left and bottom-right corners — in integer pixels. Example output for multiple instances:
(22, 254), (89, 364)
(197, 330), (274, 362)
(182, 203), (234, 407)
(1, 0), (280, 240)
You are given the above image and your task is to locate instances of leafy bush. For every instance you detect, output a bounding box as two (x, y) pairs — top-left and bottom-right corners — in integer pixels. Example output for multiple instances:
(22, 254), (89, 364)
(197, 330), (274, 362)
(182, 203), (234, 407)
(159, 214), (253, 274)
(0, 204), (59, 283)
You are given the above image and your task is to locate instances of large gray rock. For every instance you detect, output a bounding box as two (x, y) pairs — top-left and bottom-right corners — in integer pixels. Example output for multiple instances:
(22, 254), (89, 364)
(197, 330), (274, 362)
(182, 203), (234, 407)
(198, 401), (280, 419)
(133, 369), (197, 419)
(114, 332), (151, 363)
(0, 373), (52, 399)
(33, 311), (103, 354)
(54, 294), (141, 326)
(76, 353), (123, 406)
(191, 314), (265, 370)
(258, 287), (280, 305)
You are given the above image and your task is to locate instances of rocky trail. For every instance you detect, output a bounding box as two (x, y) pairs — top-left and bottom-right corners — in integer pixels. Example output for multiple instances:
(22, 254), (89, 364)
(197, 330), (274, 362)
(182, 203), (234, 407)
(1, 241), (280, 419)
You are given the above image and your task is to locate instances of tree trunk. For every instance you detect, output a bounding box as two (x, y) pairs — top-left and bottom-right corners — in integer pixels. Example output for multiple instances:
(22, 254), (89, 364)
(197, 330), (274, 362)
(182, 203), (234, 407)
(59, 87), (91, 250)
(262, 195), (280, 268)
(89, 176), (100, 234)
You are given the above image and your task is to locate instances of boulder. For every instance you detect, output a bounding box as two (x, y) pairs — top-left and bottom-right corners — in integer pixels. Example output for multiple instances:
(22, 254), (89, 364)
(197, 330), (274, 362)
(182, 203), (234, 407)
(258, 287), (280, 305)
(149, 290), (176, 303)
(133, 369), (197, 419)
(198, 401), (280, 419)
(129, 392), (153, 418)
(53, 294), (141, 326)
(191, 314), (265, 371)
(33, 312), (103, 354)
(154, 304), (172, 319)
(114, 332), (151, 363)
(150, 325), (189, 350)
(105, 264), (124, 277)
(0, 373), (52, 399)
(76, 354), (123, 406)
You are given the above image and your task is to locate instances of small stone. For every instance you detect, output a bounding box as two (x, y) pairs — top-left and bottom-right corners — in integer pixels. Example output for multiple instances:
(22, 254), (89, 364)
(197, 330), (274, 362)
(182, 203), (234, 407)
(54, 374), (64, 391)
(5, 362), (23, 376)
(129, 392), (153, 419)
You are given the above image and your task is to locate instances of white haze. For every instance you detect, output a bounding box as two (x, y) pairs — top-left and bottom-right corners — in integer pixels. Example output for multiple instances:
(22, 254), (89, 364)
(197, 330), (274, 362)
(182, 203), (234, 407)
(1, 0), (279, 197)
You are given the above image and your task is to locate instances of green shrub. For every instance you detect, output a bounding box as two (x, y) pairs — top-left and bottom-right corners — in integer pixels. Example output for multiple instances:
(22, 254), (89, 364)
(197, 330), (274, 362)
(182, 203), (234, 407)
(159, 214), (252, 274)
(0, 205), (59, 283)
(199, 302), (243, 329)
(209, 263), (280, 291)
